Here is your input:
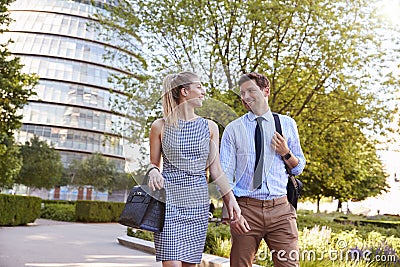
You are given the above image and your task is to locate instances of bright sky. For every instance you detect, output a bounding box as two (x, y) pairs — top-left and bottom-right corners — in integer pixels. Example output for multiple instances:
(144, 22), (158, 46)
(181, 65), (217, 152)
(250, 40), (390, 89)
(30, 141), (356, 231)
(380, 0), (400, 26)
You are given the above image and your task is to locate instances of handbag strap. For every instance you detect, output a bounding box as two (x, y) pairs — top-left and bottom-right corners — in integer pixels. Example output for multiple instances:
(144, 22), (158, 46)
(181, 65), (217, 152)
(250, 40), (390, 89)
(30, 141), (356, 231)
(272, 113), (299, 190)
(142, 166), (159, 185)
(141, 166), (166, 201)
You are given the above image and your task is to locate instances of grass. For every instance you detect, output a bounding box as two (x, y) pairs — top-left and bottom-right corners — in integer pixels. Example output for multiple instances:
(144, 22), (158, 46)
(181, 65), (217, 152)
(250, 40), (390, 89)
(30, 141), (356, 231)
(128, 208), (400, 266)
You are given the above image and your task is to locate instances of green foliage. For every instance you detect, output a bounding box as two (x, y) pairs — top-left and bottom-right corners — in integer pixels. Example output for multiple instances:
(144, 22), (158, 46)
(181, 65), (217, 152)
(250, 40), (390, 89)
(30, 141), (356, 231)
(0, 0), (38, 188)
(41, 199), (75, 205)
(298, 211), (400, 238)
(96, 0), (400, 204)
(204, 223), (232, 257)
(298, 226), (400, 266)
(91, 1), (153, 173)
(109, 171), (137, 193)
(69, 153), (117, 192)
(0, 135), (21, 188)
(75, 200), (124, 222)
(16, 136), (63, 190)
(40, 203), (76, 222)
(0, 194), (41, 226)
(127, 228), (154, 242)
(334, 217), (400, 229)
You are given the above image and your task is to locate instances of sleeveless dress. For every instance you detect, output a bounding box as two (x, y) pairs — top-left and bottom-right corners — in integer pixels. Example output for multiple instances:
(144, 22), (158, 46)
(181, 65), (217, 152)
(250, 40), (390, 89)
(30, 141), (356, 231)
(154, 117), (210, 263)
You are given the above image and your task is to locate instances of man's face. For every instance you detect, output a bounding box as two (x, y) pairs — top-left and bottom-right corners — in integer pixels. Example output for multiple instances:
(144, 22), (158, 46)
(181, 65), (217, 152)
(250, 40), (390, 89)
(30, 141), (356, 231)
(239, 80), (269, 111)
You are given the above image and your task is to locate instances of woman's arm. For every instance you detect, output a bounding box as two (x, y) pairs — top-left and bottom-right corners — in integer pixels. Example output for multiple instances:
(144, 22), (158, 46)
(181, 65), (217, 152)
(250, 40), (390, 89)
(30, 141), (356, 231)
(207, 120), (232, 196)
(207, 120), (244, 224)
(148, 118), (164, 191)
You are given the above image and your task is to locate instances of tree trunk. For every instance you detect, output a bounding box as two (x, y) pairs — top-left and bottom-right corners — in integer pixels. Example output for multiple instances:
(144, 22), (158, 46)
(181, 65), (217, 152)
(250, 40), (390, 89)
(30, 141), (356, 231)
(337, 200), (342, 212)
(124, 188), (128, 202)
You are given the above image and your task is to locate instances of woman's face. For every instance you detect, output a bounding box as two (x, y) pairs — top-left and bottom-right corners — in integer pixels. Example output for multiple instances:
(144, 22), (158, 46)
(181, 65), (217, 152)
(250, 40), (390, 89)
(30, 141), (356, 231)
(184, 82), (206, 107)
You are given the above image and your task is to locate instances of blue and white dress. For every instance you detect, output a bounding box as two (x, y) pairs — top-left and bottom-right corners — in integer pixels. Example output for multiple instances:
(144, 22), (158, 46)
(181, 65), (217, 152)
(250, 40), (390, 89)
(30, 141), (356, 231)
(154, 117), (210, 263)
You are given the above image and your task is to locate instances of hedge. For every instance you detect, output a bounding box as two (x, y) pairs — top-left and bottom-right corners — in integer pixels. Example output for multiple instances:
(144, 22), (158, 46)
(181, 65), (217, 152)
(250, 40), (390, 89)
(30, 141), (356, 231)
(75, 200), (125, 222)
(0, 194), (41, 226)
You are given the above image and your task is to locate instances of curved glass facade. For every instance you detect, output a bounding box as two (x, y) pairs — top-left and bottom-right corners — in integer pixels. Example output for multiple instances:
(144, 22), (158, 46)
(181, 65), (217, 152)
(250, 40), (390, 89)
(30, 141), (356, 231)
(5, 0), (132, 169)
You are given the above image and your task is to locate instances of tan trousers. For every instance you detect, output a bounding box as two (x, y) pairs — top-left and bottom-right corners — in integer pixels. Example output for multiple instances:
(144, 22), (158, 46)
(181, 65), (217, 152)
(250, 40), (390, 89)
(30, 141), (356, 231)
(230, 196), (299, 267)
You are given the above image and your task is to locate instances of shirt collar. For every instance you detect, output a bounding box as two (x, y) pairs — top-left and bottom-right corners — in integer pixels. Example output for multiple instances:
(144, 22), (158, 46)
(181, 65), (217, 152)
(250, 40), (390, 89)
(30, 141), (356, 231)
(247, 109), (273, 122)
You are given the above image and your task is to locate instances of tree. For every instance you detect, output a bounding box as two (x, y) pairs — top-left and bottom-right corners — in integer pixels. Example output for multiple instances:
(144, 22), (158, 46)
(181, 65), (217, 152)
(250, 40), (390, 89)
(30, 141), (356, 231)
(16, 136), (64, 192)
(70, 153), (117, 192)
(97, 0), (400, 203)
(0, 0), (38, 188)
(109, 171), (136, 192)
(0, 136), (21, 188)
(90, 1), (154, 172)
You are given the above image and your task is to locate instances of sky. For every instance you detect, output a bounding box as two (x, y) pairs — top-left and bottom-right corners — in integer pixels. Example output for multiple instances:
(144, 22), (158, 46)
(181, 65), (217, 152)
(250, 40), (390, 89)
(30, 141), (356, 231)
(380, 0), (400, 26)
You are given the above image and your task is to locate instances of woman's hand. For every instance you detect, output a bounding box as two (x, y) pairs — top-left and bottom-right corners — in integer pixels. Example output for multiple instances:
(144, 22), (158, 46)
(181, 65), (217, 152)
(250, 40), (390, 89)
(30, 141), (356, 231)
(222, 191), (241, 222)
(222, 191), (251, 234)
(148, 168), (164, 191)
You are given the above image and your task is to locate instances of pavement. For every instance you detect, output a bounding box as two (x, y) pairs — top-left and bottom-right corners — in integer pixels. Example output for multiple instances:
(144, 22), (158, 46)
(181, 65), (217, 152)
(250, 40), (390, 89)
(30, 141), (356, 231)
(0, 219), (261, 267)
(0, 219), (161, 267)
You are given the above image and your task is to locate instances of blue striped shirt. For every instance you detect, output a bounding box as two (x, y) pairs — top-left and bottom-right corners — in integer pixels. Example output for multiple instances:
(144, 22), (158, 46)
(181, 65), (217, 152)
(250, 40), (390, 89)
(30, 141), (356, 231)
(220, 110), (306, 200)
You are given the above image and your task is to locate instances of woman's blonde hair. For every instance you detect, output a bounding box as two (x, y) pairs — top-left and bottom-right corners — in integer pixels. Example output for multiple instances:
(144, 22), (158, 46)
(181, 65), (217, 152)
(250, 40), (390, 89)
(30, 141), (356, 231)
(162, 71), (200, 126)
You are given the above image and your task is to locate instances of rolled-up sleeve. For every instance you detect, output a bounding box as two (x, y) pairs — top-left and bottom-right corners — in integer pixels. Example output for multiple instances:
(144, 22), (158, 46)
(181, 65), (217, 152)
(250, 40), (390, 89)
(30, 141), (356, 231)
(220, 125), (236, 188)
(288, 118), (306, 176)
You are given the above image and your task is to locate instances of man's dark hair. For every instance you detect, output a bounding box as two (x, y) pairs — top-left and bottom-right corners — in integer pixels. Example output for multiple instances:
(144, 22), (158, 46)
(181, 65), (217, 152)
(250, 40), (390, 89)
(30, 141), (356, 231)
(238, 72), (270, 89)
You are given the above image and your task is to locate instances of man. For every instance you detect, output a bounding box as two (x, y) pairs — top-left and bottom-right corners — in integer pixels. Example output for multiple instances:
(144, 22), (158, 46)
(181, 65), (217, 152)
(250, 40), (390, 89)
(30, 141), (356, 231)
(220, 72), (306, 267)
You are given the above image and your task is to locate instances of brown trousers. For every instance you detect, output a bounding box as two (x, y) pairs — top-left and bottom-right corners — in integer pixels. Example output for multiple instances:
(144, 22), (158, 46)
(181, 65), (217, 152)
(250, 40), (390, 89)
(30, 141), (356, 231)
(230, 196), (299, 267)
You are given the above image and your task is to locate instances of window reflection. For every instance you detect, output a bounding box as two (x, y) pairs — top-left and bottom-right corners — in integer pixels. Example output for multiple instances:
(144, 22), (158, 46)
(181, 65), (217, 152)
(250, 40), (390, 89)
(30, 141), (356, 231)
(17, 124), (124, 157)
(19, 55), (125, 90)
(21, 102), (124, 133)
(7, 0), (133, 171)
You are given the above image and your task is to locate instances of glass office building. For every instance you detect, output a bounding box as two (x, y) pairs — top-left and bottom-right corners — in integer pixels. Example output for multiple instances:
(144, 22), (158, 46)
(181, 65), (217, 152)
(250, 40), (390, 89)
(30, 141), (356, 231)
(3, 0), (130, 169)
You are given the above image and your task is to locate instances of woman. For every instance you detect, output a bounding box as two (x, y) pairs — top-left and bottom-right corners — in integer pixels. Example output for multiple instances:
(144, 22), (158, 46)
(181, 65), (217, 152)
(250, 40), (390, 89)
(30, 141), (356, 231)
(148, 71), (241, 267)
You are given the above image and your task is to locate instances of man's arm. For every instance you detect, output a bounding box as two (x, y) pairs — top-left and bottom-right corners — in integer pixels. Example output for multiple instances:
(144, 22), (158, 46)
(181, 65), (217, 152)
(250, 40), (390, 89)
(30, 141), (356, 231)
(287, 118), (306, 176)
(272, 116), (306, 175)
(219, 124), (237, 188)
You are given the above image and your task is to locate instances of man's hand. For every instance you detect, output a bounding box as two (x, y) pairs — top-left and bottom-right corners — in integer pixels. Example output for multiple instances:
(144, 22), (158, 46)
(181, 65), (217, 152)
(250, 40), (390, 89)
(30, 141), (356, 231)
(272, 131), (289, 156)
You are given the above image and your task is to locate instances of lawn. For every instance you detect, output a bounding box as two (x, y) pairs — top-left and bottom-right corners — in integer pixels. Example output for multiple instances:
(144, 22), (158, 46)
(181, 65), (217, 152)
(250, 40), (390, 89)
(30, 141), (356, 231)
(130, 208), (400, 266)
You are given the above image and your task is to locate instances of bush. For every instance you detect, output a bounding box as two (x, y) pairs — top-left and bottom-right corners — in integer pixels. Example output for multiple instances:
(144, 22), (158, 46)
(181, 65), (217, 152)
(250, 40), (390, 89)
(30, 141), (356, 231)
(75, 200), (124, 222)
(128, 228), (154, 241)
(42, 199), (75, 205)
(204, 223), (231, 256)
(40, 203), (76, 222)
(0, 194), (41, 226)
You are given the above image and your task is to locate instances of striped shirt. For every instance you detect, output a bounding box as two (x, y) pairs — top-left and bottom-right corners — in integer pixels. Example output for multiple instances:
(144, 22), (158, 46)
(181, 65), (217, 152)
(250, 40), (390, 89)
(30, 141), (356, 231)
(220, 110), (306, 200)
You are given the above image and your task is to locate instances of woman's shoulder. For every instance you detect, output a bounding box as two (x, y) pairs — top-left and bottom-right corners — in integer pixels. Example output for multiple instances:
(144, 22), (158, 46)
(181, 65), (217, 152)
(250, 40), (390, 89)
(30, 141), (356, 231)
(205, 119), (219, 137)
(151, 118), (165, 130)
(205, 118), (218, 128)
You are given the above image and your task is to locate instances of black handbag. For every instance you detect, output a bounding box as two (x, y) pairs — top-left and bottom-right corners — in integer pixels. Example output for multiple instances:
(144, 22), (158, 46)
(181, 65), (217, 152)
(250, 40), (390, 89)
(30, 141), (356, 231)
(119, 168), (166, 232)
(273, 113), (304, 209)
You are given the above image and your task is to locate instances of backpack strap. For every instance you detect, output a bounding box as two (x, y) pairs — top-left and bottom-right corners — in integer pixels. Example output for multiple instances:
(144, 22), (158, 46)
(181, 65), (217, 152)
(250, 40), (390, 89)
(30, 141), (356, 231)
(272, 113), (291, 175)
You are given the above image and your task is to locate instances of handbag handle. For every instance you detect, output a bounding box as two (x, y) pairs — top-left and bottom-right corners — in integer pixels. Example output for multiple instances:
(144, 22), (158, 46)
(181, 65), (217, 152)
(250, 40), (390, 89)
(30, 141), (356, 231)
(142, 166), (160, 185)
(140, 166), (166, 202)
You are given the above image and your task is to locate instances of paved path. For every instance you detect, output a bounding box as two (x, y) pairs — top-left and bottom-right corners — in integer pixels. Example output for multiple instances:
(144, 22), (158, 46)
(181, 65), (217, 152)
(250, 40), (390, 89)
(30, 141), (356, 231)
(0, 219), (161, 267)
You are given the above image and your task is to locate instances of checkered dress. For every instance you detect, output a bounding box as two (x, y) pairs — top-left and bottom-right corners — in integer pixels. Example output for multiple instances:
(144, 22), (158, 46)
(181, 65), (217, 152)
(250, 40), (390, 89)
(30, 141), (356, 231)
(154, 117), (210, 263)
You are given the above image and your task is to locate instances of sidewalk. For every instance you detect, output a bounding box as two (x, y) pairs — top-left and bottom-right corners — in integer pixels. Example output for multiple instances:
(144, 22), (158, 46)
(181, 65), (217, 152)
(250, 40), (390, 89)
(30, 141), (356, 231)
(0, 219), (161, 267)
(0, 219), (259, 267)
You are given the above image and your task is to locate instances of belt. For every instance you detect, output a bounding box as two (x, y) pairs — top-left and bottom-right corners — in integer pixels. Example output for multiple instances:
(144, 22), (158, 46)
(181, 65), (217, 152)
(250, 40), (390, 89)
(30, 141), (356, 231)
(236, 196), (287, 208)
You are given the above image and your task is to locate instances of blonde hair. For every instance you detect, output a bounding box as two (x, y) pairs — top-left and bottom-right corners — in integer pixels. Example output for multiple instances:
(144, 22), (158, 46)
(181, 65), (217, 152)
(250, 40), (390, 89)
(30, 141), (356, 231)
(162, 71), (200, 126)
